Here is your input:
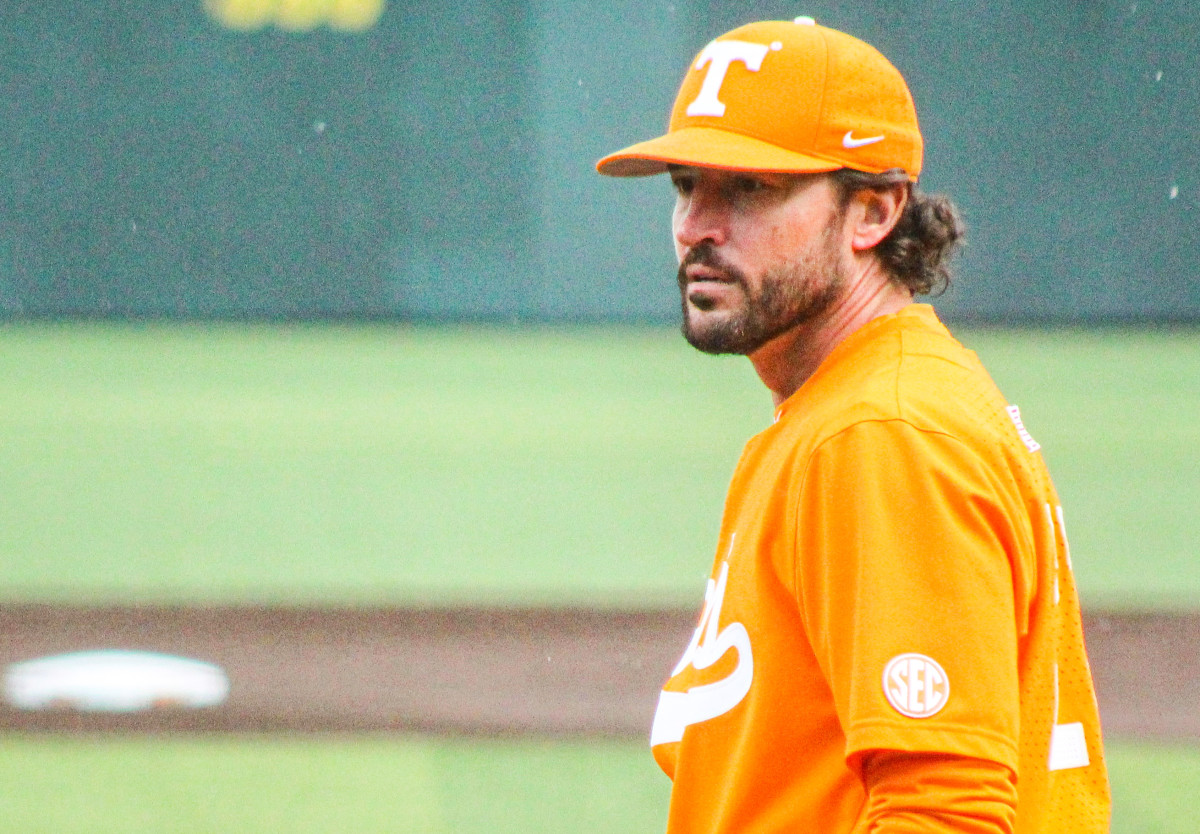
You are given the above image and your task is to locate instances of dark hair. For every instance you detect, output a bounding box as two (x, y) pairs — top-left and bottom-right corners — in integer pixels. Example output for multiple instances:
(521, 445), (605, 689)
(831, 168), (965, 296)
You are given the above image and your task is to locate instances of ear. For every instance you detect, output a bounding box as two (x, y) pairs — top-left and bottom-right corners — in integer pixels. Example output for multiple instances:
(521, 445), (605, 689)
(848, 184), (908, 253)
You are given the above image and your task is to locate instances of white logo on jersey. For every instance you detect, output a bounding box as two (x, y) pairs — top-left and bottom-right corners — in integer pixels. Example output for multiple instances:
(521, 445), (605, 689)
(685, 40), (775, 117)
(883, 653), (949, 718)
(1048, 663), (1091, 771)
(1006, 404), (1041, 452)
(650, 558), (753, 746)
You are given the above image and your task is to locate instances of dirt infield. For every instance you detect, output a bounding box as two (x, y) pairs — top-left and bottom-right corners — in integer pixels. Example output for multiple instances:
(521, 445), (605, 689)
(0, 604), (1196, 741)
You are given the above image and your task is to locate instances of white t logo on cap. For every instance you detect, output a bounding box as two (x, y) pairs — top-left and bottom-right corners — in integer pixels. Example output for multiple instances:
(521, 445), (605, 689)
(686, 40), (772, 117)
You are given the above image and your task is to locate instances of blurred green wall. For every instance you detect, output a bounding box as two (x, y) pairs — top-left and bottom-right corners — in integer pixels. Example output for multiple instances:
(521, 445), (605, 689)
(1, 0), (1196, 321)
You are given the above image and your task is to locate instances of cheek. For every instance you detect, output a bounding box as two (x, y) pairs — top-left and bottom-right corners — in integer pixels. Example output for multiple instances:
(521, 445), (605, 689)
(751, 220), (806, 269)
(764, 222), (795, 252)
(765, 205), (821, 246)
(671, 204), (686, 262)
(764, 208), (845, 262)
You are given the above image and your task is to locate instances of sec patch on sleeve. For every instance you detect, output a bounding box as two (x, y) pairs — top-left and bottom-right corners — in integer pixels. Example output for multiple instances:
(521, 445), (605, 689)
(883, 653), (950, 718)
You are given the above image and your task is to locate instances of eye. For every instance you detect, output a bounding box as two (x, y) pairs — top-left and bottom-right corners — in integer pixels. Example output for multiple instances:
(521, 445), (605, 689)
(732, 175), (768, 195)
(670, 173), (695, 196)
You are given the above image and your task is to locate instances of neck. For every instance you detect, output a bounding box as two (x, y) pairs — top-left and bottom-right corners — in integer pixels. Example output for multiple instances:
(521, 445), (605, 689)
(749, 263), (913, 407)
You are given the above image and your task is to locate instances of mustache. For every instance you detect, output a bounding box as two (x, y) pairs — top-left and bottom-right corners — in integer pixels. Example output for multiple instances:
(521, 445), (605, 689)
(677, 243), (747, 290)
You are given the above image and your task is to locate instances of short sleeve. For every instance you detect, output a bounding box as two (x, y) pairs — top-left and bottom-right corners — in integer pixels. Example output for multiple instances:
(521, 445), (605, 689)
(793, 419), (1027, 772)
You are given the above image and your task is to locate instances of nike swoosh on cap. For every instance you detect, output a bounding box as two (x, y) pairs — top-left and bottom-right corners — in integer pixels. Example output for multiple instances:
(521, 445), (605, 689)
(842, 131), (885, 149)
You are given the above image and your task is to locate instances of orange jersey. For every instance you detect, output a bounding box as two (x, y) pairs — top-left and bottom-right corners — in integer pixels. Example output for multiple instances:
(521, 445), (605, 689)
(652, 304), (1110, 832)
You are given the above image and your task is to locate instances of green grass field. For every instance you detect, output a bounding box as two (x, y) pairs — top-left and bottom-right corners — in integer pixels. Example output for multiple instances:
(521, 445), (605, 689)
(0, 735), (1194, 833)
(0, 321), (1197, 829)
(1, 321), (1197, 608)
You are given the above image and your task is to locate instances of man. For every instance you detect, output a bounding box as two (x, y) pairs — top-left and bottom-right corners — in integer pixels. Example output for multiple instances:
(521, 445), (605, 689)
(596, 18), (1110, 833)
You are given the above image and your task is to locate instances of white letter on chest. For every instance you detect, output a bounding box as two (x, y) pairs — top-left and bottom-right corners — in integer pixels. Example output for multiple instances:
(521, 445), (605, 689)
(650, 559), (754, 746)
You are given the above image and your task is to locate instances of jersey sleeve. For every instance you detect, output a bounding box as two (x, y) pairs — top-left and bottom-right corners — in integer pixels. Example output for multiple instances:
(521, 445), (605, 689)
(793, 418), (1033, 772)
(860, 751), (1017, 833)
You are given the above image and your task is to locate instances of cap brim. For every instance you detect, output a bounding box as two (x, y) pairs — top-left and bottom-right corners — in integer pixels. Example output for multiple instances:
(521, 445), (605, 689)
(596, 126), (844, 177)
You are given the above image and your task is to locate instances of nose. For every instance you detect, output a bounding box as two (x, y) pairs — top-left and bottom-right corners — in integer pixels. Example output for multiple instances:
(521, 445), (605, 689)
(673, 182), (729, 251)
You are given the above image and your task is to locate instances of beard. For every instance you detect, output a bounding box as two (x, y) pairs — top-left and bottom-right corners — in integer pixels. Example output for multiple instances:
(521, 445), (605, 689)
(677, 224), (847, 356)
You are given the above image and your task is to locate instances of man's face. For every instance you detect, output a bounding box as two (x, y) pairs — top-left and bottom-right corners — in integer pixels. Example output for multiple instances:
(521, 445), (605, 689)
(670, 166), (849, 356)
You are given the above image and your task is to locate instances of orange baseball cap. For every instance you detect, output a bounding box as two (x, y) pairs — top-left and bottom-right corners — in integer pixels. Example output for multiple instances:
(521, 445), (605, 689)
(596, 18), (923, 181)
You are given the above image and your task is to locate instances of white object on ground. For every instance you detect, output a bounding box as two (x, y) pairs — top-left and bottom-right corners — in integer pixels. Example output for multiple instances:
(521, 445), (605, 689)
(3, 650), (229, 712)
